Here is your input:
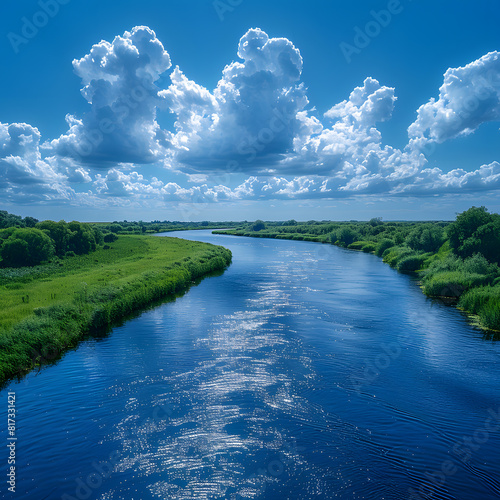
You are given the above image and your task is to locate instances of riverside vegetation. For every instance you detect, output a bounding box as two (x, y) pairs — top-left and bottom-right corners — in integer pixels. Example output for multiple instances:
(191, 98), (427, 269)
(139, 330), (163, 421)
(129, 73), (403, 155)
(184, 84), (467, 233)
(214, 207), (500, 334)
(0, 212), (231, 384)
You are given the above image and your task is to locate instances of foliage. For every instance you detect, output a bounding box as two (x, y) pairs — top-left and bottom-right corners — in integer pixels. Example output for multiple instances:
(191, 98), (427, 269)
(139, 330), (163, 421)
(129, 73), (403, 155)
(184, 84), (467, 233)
(251, 220), (266, 231)
(375, 239), (395, 257)
(336, 227), (360, 247)
(405, 224), (445, 253)
(397, 253), (426, 272)
(447, 206), (500, 263)
(0, 228), (55, 267)
(104, 233), (118, 243)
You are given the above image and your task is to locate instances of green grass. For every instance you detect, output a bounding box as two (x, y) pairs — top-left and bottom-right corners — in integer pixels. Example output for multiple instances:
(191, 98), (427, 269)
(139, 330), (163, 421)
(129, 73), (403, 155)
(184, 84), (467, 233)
(0, 235), (231, 384)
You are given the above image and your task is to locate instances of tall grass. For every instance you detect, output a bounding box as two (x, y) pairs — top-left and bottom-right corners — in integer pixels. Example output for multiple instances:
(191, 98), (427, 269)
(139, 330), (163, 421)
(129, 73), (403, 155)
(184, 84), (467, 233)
(0, 235), (231, 384)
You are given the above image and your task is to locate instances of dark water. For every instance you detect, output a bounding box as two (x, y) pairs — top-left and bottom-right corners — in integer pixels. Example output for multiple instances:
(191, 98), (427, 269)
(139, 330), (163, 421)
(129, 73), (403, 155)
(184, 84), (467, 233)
(1, 230), (499, 500)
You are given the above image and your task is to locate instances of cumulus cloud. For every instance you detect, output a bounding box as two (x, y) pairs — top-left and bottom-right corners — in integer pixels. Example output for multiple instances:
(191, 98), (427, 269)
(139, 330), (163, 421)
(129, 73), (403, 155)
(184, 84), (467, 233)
(162, 28), (309, 172)
(279, 77), (398, 175)
(408, 51), (500, 149)
(1, 27), (499, 210)
(0, 122), (73, 202)
(46, 26), (172, 166)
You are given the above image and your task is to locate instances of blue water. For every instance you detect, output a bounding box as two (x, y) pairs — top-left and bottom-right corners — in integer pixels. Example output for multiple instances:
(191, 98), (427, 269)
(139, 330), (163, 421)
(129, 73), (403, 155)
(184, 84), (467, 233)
(1, 230), (499, 499)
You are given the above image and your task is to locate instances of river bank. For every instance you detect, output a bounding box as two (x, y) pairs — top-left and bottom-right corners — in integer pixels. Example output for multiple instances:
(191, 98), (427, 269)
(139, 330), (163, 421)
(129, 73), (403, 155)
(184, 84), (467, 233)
(0, 234), (231, 384)
(213, 224), (500, 335)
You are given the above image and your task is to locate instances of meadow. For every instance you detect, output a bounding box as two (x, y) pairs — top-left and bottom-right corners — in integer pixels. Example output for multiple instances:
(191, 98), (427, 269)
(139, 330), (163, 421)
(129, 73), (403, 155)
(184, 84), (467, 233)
(0, 234), (231, 384)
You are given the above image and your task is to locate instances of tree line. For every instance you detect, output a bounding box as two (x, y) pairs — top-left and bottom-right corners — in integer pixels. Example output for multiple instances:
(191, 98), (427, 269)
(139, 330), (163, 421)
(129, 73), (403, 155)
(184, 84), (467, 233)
(0, 214), (104, 268)
(217, 207), (500, 331)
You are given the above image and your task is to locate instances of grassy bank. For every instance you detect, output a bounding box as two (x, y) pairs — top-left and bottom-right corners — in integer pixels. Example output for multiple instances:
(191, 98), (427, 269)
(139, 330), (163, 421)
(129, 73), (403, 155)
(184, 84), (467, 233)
(0, 235), (231, 384)
(214, 210), (500, 335)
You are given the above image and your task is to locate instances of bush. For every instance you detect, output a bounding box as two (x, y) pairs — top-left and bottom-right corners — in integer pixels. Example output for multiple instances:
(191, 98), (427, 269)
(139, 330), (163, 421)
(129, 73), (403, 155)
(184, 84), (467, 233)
(459, 286), (500, 330)
(383, 247), (415, 268)
(347, 241), (368, 250)
(397, 253), (426, 272)
(376, 239), (395, 257)
(1, 228), (55, 267)
(362, 243), (377, 253)
(337, 227), (360, 247)
(462, 253), (499, 276)
(251, 220), (266, 231)
(104, 233), (118, 243)
(447, 206), (498, 261)
(405, 224), (445, 253)
(423, 271), (490, 297)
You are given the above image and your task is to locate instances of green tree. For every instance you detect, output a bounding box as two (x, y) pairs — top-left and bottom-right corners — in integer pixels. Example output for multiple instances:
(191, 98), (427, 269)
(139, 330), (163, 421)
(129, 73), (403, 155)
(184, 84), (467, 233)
(36, 220), (71, 256)
(337, 227), (360, 247)
(406, 224), (445, 253)
(251, 220), (266, 231)
(447, 206), (493, 257)
(23, 216), (39, 228)
(1, 228), (55, 267)
(67, 222), (98, 255)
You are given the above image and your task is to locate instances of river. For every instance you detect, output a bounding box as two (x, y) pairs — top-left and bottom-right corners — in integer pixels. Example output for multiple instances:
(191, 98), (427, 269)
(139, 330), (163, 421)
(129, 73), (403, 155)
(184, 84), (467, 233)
(1, 230), (499, 500)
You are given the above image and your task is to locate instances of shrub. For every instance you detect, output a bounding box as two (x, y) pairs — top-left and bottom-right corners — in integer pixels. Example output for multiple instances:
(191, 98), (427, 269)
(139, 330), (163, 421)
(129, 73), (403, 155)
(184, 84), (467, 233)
(376, 239), (395, 257)
(347, 241), (368, 250)
(383, 247), (414, 268)
(397, 253), (426, 272)
(251, 220), (266, 231)
(405, 224), (445, 253)
(104, 233), (118, 243)
(1, 228), (55, 267)
(459, 287), (500, 330)
(362, 243), (377, 253)
(337, 227), (360, 247)
(462, 253), (499, 276)
(423, 271), (490, 297)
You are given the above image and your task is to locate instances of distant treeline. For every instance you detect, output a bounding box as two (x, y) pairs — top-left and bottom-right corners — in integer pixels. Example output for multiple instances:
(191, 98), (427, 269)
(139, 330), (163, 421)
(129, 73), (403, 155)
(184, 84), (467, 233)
(214, 207), (500, 333)
(0, 213), (104, 268)
(97, 220), (242, 234)
(0, 211), (240, 268)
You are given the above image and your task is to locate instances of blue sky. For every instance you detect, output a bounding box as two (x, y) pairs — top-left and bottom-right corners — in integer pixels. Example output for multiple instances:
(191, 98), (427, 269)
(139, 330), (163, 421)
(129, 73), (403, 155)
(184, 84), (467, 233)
(0, 0), (499, 221)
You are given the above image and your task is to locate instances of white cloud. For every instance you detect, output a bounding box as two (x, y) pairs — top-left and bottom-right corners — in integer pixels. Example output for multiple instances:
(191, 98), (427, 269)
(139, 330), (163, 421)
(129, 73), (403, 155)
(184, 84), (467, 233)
(280, 77), (398, 175)
(161, 28), (309, 173)
(1, 28), (499, 211)
(0, 122), (73, 202)
(46, 26), (172, 166)
(408, 51), (500, 149)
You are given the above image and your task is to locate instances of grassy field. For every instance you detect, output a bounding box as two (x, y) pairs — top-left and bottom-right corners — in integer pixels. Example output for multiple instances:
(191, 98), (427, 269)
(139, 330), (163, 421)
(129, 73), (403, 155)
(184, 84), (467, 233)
(0, 235), (231, 384)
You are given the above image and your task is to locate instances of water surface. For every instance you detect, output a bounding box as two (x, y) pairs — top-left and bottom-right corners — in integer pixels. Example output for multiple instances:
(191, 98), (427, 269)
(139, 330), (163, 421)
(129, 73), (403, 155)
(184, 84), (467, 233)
(1, 230), (499, 499)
